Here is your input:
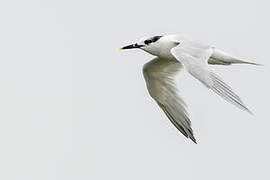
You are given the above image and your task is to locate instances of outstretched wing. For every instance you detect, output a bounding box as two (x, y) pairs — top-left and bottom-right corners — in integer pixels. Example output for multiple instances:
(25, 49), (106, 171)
(171, 40), (252, 114)
(143, 58), (197, 143)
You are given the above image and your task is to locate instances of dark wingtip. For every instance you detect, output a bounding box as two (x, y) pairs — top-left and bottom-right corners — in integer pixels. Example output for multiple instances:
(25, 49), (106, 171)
(189, 135), (197, 144)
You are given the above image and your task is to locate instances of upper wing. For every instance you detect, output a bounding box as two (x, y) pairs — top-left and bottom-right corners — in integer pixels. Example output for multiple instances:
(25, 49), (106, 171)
(143, 58), (197, 143)
(171, 40), (252, 114)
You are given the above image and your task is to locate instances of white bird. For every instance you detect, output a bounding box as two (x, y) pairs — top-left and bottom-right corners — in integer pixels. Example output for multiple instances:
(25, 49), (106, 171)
(121, 34), (259, 143)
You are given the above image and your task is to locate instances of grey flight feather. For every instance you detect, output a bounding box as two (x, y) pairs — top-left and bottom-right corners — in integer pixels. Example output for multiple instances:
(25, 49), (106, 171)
(171, 40), (252, 114)
(143, 58), (197, 143)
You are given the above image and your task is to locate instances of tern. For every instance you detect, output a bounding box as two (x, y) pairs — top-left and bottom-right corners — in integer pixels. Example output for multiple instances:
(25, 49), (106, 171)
(121, 34), (259, 143)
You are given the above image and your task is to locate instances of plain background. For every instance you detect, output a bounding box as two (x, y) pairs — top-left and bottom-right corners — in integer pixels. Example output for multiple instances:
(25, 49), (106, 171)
(0, 0), (269, 179)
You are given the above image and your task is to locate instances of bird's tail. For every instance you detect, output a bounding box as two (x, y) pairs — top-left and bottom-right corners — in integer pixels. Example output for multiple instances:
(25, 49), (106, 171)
(208, 49), (262, 66)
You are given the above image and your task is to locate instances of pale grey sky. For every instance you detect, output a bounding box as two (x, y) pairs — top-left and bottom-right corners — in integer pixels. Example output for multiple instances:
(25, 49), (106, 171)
(0, 0), (269, 180)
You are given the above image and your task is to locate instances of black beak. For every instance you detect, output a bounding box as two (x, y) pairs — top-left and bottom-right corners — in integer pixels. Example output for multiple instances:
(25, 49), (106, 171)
(120, 43), (143, 50)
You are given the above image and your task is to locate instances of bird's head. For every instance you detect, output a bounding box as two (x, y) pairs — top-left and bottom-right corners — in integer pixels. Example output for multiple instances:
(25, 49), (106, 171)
(121, 35), (180, 58)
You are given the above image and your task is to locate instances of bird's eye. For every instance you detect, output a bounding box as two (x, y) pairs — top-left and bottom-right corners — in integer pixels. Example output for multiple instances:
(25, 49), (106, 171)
(144, 39), (152, 45)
